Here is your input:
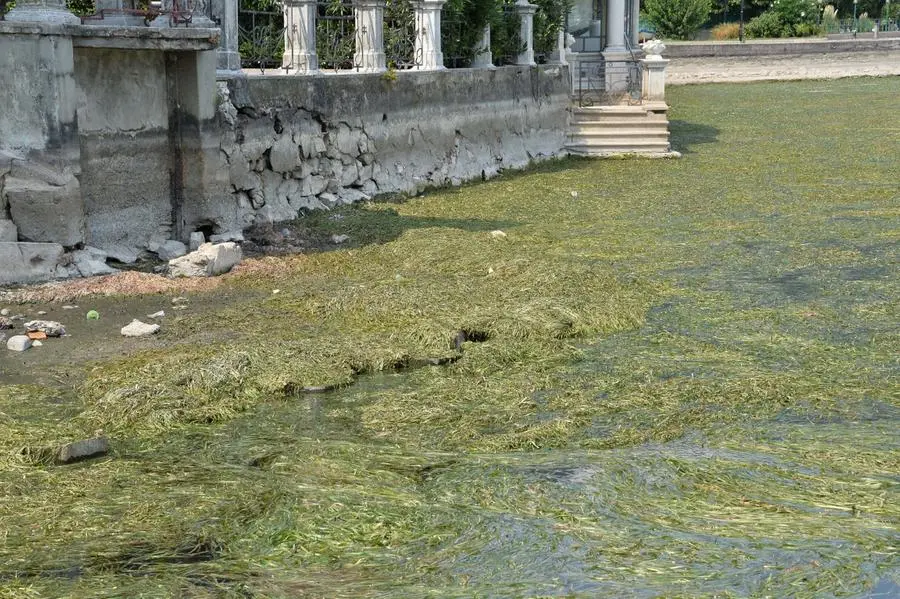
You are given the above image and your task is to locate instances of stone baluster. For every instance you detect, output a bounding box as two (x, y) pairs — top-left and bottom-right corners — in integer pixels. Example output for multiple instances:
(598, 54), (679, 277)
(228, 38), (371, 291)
(414, 0), (446, 70)
(283, 0), (319, 73)
(514, 0), (537, 66)
(471, 23), (494, 68)
(354, 0), (386, 72)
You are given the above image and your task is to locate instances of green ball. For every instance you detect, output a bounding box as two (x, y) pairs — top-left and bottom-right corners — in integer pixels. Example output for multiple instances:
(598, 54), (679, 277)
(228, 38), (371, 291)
(86, 310), (100, 320)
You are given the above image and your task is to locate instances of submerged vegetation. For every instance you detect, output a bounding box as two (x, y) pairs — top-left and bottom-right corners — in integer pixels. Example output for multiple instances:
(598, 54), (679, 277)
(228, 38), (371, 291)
(0, 77), (898, 597)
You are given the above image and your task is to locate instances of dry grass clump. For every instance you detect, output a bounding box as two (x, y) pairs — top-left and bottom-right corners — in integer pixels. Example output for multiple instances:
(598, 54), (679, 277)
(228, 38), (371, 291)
(712, 22), (741, 40)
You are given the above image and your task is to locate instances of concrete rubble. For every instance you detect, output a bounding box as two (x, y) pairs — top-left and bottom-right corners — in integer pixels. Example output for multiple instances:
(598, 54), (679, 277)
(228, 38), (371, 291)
(168, 242), (242, 278)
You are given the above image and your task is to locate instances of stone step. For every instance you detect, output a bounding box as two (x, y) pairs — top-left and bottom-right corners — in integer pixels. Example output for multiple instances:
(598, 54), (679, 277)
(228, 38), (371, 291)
(568, 129), (670, 139)
(568, 140), (671, 150)
(0, 242), (64, 285)
(569, 116), (670, 127)
(567, 145), (675, 157)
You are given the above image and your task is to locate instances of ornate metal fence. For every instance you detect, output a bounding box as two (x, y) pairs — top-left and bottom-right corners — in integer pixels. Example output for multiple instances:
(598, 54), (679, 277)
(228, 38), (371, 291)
(575, 56), (642, 107)
(492, 1), (523, 66)
(383, 0), (418, 69)
(316, 0), (356, 70)
(239, 0), (286, 70)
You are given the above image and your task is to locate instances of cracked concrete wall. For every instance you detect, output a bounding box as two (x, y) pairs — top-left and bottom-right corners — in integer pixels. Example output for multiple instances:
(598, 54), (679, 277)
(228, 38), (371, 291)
(193, 65), (570, 235)
(74, 48), (173, 252)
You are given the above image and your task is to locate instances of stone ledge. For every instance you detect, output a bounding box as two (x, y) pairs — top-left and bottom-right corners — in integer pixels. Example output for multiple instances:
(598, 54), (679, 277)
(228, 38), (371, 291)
(0, 21), (219, 51)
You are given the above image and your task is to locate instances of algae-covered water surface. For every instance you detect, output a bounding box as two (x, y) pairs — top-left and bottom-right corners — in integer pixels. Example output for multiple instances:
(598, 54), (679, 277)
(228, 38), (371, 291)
(1, 78), (898, 597)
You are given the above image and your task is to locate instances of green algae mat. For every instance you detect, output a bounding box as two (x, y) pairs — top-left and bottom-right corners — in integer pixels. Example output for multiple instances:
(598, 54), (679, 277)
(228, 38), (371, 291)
(1, 77), (898, 597)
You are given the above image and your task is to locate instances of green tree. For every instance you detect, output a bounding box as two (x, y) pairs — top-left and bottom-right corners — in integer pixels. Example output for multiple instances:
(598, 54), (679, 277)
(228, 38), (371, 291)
(643, 0), (713, 40)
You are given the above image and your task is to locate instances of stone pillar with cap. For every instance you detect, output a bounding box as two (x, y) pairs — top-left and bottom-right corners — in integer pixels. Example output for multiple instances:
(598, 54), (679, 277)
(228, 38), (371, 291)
(354, 0), (386, 72)
(471, 24), (494, 68)
(640, 39), (668, 103)
(283, 0), (319, 73)
(514, 0), (537, 66)
(414, 0), (446, 70)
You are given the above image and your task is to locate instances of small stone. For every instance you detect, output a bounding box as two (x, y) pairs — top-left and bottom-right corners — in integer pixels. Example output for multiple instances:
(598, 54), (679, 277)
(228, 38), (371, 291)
(156, 240), (188, 261)
(0, 317), (12, 330)
(62, 305), (78, 310)
(209, 230), (244, 244)
(570, 191), (578, 198)
(172, 296), (189, 305)
(0, 308), (10, 316)
(121, 319), (160, 337)
(37, 310), (47, 316)
(272, 289), (281, 294)
(24, 320), (65, 337)
(189, 231), (206, 251)
(6, 335), (32, 352)
(331, 234), (350, 244)
(56, 437), (108, 464)
(490, 230), (507, 239)
(147, 310), (165, 319)
(32, 340), (43, 347)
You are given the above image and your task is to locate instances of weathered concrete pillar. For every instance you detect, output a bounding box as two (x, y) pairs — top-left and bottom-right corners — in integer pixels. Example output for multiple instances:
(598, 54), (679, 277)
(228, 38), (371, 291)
(354, 0), (386, 72)
(212, 0), (241, 73)
(414, 0), (446, 69)
(0, 22), (85, 247)
(514, 0), (537, 66)
(471, 24), (493, 68)
(283, 0), (319, 73)
(167, 50), (220, 240)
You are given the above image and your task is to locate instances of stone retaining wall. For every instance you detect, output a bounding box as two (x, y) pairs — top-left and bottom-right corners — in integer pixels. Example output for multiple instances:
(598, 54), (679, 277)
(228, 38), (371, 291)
(190, 66), (570, 236)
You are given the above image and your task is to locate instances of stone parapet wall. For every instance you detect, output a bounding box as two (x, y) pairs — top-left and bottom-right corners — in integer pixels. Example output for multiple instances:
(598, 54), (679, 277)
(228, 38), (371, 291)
(663, 37), (900, 58)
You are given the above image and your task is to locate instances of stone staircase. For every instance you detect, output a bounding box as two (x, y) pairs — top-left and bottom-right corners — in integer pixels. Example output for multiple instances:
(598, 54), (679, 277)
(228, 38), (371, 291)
(566, 101), (680, 158)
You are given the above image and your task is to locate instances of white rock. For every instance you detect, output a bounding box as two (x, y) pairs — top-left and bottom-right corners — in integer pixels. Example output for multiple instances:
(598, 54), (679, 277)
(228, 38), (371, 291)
(32, 340), (43, 347)
(168, 242), (242, 278)
(0, 309), (9, 316)
(147, 310), (165, 319)
(6, 335), (32, 352)
(490, 230), (507, 239)
(331, 234), (350, 244)
(156, 240), (188, 261)
(121, 319), (160, 337)
(189, 231), (206, 251)
(209, 230), (244, 244)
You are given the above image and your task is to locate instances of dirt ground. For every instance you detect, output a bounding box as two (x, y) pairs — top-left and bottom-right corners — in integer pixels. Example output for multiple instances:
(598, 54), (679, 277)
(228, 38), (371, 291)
(667, 50), (900, 84)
